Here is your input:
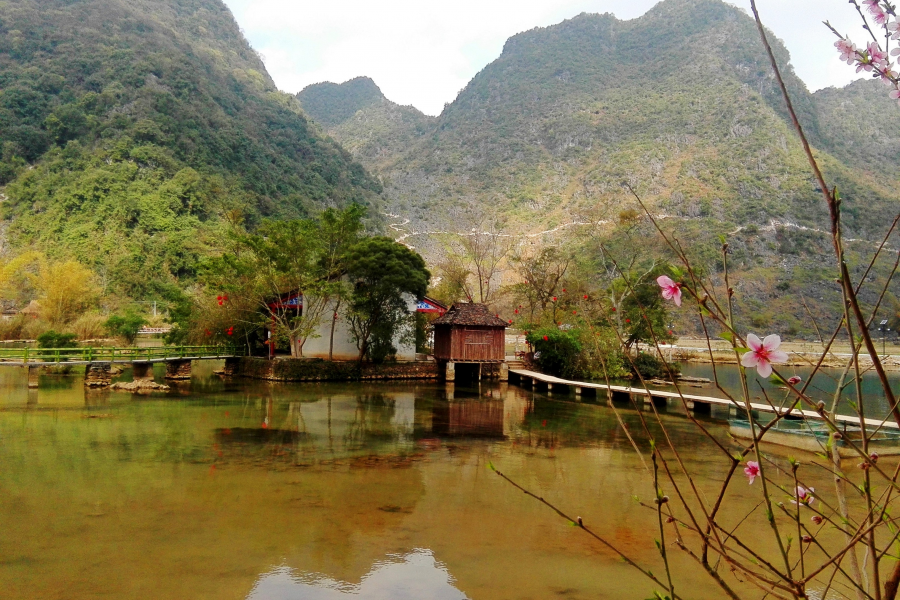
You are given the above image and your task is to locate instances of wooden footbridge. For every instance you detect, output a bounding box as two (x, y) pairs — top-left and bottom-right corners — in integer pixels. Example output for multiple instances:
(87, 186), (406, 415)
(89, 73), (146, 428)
(509, 368), (899, 431)
(3, 345), (243, 388)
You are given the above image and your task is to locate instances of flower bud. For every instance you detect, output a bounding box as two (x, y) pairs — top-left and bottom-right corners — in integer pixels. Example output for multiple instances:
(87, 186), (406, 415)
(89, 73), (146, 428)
(802, 535), (813, 544)
(870, 452), (879, 464)
(833, 432), (843, 440)
(811, 515), (823, 525)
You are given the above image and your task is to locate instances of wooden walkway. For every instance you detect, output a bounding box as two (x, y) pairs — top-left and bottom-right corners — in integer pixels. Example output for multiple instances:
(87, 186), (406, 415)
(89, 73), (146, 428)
(509, 369), (899, 431)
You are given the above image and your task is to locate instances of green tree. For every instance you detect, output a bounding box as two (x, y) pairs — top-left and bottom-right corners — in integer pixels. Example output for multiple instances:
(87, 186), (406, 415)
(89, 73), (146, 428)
(317, 205), (366, 359)
(618, 265), (677, 349)
(200, 207), (365, 357)
(345, 237), (430, 363)
(526, 328), (581, 378)
(104, 312), (147, 345)
(509, 245), (574, 325)
(203, 220), (328, 357)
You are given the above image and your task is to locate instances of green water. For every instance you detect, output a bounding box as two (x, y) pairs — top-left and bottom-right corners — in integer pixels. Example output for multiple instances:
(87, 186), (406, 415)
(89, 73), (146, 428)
(677, 363), (900, 419)
(0, 362), (869, 599)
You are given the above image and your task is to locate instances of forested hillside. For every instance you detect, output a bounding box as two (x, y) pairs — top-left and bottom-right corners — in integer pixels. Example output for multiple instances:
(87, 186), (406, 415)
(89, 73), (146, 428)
(299, 0), (900, 336)
(298, 77), (436, 172)
(304, 0), (895, 238)
(0, 0), (381, 297)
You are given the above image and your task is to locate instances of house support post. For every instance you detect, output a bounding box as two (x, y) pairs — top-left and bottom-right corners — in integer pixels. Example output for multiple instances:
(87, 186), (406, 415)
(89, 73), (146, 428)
(499, 362), (508, 382)
(444, 361), (455, 382)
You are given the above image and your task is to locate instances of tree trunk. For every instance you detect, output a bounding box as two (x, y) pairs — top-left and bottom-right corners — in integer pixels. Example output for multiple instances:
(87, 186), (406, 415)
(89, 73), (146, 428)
(289, 336), (301, 358)
(357, 339), (368, 363)
(329, 299), (341, 361)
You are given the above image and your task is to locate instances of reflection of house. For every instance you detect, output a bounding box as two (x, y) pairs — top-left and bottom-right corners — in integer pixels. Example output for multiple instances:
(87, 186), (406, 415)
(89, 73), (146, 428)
(432, 303), (508, 380)
(431, 400), (505, 439)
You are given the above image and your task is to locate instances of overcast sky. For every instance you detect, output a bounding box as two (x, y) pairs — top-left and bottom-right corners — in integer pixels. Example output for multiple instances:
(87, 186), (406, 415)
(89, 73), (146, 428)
(222, 0), (872, 116)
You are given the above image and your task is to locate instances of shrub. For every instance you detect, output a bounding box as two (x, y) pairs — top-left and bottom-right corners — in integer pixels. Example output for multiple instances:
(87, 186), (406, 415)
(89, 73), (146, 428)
(36, 329), (79, 361)
(36, 330), (78, 348)
(105, 312), (147, 345)
(526, 328), (582, 378)
(0, 315), (28, 341)
(69, 312), (107, 340)
(629, 352), (680, 380)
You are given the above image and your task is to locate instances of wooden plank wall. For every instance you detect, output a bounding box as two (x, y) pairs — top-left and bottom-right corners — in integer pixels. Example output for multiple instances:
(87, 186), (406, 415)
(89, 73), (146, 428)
(434, 326), (504, 361)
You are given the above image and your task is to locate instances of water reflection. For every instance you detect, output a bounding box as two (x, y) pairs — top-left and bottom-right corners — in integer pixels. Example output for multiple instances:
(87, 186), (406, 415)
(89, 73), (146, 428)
(0, 369), (826, 600)
(248, 550), (467, 600)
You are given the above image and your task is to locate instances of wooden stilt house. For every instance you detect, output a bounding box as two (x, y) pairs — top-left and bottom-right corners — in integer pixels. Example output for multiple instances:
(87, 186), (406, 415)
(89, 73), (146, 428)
(431, 303), (508, 380)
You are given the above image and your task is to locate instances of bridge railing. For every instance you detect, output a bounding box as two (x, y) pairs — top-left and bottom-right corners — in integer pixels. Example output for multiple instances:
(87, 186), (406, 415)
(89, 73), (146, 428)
(0, 345), (246, 364)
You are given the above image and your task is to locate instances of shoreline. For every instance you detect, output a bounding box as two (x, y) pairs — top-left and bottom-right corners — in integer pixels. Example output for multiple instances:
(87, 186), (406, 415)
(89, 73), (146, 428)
(668, 345), (900, 372)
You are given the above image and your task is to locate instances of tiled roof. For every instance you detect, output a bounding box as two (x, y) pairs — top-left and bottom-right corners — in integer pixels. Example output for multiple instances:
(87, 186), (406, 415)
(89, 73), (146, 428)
(431, 303), (507, 327)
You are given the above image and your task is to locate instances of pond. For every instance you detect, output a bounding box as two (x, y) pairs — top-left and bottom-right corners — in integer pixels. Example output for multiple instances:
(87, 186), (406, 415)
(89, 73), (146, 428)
(677, 362), (900, 420)
(0, 362), (881, 599)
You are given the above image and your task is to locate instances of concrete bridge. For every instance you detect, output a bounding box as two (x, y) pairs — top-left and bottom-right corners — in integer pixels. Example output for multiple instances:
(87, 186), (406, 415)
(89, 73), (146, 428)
(509, 368), (899, 432)
(0, 345), (243, 388)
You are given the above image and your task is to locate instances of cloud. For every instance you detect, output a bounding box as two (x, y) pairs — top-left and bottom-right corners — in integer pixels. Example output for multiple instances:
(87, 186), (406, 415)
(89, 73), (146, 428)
(224, 0), (870, 115)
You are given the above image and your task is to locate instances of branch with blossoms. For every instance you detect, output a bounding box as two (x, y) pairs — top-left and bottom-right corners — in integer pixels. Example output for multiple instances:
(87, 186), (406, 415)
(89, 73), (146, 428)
(827, 1), (900, 105)
(488, 3), (900, 599)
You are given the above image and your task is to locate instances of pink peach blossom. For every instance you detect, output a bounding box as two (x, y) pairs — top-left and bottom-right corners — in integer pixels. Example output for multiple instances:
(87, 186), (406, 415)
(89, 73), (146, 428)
(792, 486), (815, 506)
(870, 4), (889, 26)
(869, 42), (889, 67)
(835, 39), (857, 65)
(656, 275), (682, 307)
(741, 334), (789, 378)
(744, 461), (760, 484)
(889, 20), (900, 40)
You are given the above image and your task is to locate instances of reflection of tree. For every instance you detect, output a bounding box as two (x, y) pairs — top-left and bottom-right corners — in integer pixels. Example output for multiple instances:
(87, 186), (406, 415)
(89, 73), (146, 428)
(344, 394), (397, 449)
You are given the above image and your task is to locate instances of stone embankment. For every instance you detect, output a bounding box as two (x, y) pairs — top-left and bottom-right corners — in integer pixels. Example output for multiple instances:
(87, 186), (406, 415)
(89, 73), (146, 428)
(234, 357), (440, 382)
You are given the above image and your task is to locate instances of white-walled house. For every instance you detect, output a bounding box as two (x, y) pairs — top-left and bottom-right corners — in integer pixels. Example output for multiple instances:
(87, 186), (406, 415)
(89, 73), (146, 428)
(300, 295), (447, 361)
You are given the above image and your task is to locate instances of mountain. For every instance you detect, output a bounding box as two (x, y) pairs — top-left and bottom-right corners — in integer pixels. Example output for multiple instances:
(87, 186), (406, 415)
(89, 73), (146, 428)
(298, 77), (436, 173)
(812, 78), (900, 176)
(0, 0), (381, 296)
(301, 0), (896, 237)
(299, 0), (899, 335)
